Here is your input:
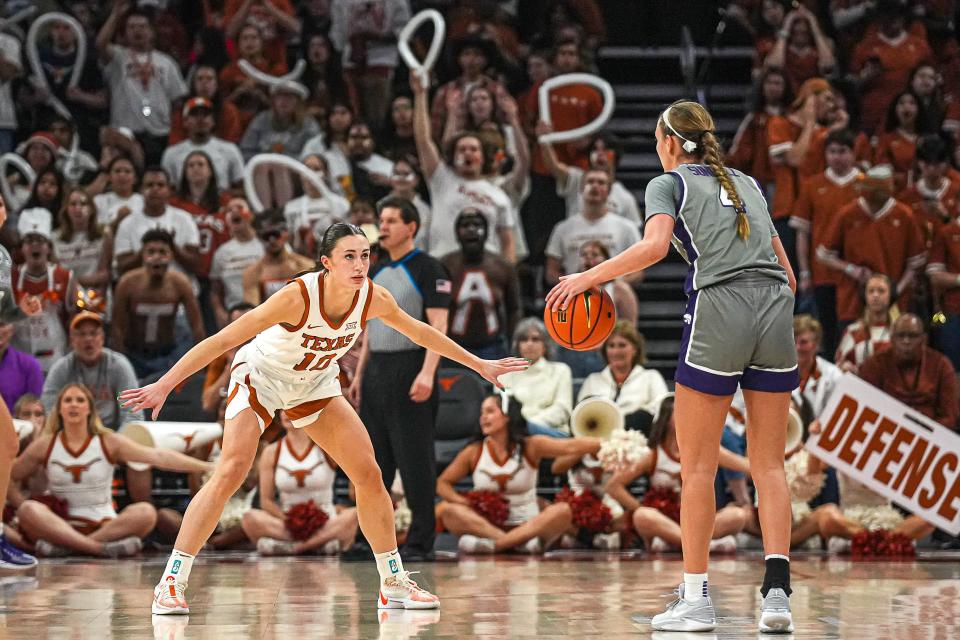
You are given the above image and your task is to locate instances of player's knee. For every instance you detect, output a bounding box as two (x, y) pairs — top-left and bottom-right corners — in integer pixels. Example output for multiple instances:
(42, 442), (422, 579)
(349, 458), (384, 493)
(214, 457), (251, 491)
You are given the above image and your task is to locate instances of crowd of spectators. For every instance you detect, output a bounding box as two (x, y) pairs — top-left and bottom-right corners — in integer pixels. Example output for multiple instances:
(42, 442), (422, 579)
(1, 0), (959, 559)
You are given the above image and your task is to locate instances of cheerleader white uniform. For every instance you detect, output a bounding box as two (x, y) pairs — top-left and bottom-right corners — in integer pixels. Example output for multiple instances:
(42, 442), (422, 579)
(44, 431), (117, 531)
(226, 272), (373, 430)
(649, 445), (683, 491)
(567, 453), (624, 519)
(273, 437), (336, 515)
(471, 438), (539, 526)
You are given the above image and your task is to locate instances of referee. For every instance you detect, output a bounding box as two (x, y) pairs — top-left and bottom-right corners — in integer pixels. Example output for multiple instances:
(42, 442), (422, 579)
(350, 197), (451, 561)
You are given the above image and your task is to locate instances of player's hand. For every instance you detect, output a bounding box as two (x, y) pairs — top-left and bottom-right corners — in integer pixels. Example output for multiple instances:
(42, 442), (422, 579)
(18, 294), (42, 316)
(477, 357), (529, 390)
(545, 271), (595, 312)
(118, 381), (173, 421)
(409, 370), (434, 403)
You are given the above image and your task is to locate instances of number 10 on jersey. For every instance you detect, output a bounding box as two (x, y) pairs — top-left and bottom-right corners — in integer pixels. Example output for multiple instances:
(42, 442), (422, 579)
(293, 352), (336, 372)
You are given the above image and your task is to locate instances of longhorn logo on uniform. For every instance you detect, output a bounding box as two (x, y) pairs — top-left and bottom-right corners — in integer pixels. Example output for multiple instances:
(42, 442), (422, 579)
(51, 458), (102, 483)
(279, 461), (324, 488)
(480, 465), (521, 492)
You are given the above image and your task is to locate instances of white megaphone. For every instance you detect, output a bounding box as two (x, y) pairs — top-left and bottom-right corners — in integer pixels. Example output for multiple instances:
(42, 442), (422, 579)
(571, 397), (624, 440)
(13, 419), (34, 441)
(785, 407), (804, 453)
(119, 421), (223, 471)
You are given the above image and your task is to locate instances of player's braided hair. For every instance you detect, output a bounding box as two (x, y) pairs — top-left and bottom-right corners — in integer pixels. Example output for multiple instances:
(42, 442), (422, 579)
(659, 100), (750, 241)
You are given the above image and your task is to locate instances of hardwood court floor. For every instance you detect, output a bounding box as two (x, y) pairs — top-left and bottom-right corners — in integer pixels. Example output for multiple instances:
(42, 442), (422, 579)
(2, 551), (959, 639)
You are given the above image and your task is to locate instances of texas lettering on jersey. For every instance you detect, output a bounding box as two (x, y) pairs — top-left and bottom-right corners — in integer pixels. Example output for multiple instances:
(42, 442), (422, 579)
(293, 331), (356, 372)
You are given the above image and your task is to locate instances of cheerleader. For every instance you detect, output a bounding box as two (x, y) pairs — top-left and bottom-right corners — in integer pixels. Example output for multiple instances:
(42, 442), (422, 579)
(551, 448), (627, 550)
(12, 383), (213, 557)
(242, 412), (359, 555)
(436, 393), (601, 554)
(605, 394), (750, 553)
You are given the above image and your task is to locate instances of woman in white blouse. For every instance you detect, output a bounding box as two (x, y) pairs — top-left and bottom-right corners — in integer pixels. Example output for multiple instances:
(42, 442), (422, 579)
(577, 321), (669, 435)
(499, 318), (573, 437)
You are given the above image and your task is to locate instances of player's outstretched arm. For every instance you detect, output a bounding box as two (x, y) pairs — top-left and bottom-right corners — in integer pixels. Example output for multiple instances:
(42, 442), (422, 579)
(545, 214), (674, 312)
(367, 284), (528, 389)
(119, 282), (307, 419)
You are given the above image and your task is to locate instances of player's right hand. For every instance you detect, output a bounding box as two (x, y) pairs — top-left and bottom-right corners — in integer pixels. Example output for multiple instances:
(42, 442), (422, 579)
(118, 381), (173, 421)
(476, 357), (529, 390)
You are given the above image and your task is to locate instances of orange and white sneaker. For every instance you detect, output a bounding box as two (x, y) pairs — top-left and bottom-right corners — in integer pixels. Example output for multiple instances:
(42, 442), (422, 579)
(377, 571), (440, 610)
(152, 576), (189, 615)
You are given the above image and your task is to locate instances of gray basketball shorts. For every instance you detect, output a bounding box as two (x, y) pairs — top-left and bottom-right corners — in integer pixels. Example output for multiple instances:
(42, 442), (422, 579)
(675, 278), (799, 396)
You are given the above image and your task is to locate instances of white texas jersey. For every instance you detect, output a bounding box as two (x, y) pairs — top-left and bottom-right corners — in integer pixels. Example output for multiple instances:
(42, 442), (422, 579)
(471, 438), (539, 526)
(248, 271), (372, 382)
(650, 445), (682, 492)
(45, 431), (118, 524)
(273, 436), (336, 512)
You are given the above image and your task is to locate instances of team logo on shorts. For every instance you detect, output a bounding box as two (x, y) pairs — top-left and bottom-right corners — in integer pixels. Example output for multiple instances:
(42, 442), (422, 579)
(683, 313), (692, 325)
(346, 321), (357, 330)
(171, 560), (181, 574)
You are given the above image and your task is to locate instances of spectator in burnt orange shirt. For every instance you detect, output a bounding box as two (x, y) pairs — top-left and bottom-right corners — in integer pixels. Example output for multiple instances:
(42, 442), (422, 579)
(874, 90), (933, 193)
(817, 165), (927, 325)
(898, 135), (960, 247)
(926, 197), (960, 370)
(791, 128), (862, 355)
(727, 67), (792, 195)
(761, 4), (836, 92)
(849, 0), (933, 135)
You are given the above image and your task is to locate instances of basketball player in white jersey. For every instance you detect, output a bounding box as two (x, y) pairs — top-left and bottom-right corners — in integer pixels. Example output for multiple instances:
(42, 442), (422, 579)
(121, 222), (528, 614)
(0, 193), (42, 569)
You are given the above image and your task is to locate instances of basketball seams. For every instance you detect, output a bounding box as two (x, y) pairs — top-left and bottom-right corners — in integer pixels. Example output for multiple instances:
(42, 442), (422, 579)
(544, 289), (615, 351)
(576, 289), (604, 347)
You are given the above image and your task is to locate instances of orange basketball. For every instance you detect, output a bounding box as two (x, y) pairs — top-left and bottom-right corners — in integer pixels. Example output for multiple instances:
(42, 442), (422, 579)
(544, 288), (616, 351)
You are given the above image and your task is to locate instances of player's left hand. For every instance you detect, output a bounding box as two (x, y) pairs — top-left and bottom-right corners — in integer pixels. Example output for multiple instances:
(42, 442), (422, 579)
(118, 381), (173, 421)
(545, 271), (595, 312)
(18, 294), (42, 316)
(477, 357), (529, 389)
(409, 370), (434, 403)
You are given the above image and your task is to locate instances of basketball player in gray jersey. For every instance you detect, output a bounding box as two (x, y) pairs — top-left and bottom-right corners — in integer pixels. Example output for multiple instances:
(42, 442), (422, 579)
(0, 194), (42, 569)
(548, 100), (797, 634)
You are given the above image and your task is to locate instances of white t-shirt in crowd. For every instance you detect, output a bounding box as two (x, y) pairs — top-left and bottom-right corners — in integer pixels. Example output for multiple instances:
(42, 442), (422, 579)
(0, 34), (20, 129)
(114, 205), (200, 257)
(284, 194), (351, 238)
(545, 212), (642, 275)
(54, 232), (105, 279)
(94, 192), (144, 226)
(103, 46), (188, 136)
(161, 137), (245, 190)
(426, 163), (515, 259)
(209, 237), (265, 310)
(558, 167), (642, 225)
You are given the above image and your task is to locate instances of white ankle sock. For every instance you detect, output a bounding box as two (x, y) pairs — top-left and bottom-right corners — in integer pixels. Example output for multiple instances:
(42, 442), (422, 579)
(374, 549), (403, 584)
(683, 572), (708, 602)
(163, 550), (195, 587)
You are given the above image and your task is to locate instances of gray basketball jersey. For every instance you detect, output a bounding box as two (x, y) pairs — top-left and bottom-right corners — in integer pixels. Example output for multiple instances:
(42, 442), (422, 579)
(644, 163), (788, 294)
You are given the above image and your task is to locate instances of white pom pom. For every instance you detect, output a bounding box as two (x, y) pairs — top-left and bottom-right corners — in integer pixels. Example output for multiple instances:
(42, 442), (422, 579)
(598, 430), (651, 472)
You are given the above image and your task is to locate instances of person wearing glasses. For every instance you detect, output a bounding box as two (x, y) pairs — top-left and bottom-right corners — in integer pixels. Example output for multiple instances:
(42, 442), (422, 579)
(858, 313), (958, 429)
(242, 213), (314, 306)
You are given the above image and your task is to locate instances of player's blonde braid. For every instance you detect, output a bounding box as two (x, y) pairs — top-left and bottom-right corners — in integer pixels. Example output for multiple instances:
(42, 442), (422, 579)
(701, 131), (750, 241)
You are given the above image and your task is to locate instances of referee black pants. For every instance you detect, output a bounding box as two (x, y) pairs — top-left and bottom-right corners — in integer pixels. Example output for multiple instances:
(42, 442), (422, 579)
(361, 350), (438, 554)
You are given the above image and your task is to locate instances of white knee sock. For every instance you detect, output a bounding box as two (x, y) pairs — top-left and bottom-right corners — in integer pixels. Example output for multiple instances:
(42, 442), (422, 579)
(162, 550), (195, 587)
(683, 572), (708, 603)
(374, 549), (403, 584)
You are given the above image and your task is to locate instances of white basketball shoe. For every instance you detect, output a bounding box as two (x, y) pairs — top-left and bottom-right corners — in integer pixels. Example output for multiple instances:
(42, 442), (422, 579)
(152, 576), (189, 615)
(377, 571), (440, 610)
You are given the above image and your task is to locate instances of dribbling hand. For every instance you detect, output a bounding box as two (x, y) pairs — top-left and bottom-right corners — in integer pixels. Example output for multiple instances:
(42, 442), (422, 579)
(118, 381), (173, 421)
(545, 271), (595, 312)
(476, 357), (530, 389)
